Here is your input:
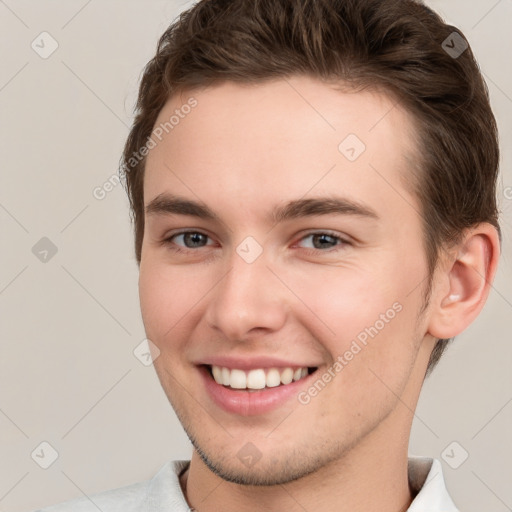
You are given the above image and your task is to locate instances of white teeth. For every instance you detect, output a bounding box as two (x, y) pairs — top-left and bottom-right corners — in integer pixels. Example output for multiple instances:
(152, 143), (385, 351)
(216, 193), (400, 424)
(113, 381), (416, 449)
(280, 367), (293, 385)
(247, 369), (266, 389)
(266, 368), (281, 387)
(230, 369), (247, 389)
(221, 367), (231, 386)
(210, 365), (312, 389)
(212, 365), (222, 383)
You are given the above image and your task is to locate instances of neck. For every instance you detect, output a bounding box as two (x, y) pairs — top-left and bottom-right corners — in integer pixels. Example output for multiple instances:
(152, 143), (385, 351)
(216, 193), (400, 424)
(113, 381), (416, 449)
(181, 416), (414, 512)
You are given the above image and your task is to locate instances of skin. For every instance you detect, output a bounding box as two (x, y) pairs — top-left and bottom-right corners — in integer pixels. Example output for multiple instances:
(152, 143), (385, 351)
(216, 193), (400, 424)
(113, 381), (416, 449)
(139, 76), (499, 512)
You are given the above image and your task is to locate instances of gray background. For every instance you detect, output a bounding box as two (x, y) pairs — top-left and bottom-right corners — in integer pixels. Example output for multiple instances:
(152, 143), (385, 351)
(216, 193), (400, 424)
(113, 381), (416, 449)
(0, 1), (510, 511)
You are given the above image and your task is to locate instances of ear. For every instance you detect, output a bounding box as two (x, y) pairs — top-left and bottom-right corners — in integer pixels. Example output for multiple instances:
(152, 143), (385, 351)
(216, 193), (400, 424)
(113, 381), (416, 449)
(427, 223), (500, 339)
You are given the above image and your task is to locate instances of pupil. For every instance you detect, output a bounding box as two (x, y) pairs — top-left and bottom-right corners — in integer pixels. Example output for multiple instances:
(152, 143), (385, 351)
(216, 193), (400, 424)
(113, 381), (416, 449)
(313, 234), (336, 249)
(185, 233), (206, 248)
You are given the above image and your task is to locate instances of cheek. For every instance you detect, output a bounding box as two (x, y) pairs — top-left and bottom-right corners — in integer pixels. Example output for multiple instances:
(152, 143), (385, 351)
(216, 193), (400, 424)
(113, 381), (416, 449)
(285, 265), (404, 339)
(290, 268), (422, 425)
(138, 259), (202, 343)
(286, 258), (424, 373)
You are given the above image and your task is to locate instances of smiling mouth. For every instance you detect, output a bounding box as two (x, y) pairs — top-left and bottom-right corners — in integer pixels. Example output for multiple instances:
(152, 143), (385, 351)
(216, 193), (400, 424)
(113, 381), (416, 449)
(205, 364), (318, 391)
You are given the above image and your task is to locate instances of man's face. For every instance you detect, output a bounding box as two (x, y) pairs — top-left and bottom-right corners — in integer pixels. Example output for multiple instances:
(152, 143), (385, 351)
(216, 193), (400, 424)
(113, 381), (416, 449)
(139, 77), (436, 484)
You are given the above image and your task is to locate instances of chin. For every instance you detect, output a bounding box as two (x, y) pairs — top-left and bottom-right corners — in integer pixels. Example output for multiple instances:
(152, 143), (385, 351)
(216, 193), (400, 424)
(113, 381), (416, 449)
(192, 440), (324, 486)
(181, 415), (348, 487)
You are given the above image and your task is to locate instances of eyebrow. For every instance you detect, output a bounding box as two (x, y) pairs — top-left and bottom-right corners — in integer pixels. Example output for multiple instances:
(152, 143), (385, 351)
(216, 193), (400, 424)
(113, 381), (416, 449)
(145, 193), (379, 224)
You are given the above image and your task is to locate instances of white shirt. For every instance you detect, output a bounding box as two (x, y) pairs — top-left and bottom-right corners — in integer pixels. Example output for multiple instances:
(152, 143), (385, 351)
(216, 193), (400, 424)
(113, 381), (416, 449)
(37, 456), (459, 511)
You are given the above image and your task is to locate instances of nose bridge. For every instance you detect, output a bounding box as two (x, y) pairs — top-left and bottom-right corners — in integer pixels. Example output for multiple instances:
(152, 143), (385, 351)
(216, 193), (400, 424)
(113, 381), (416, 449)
(205, 241), (288, 340)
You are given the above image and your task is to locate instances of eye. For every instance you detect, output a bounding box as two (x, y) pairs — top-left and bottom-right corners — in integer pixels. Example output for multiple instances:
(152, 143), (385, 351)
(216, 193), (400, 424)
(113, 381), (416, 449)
(296, 231), (350, 252)
(161, 230), (351, 254)
(163, 231), (215, 251)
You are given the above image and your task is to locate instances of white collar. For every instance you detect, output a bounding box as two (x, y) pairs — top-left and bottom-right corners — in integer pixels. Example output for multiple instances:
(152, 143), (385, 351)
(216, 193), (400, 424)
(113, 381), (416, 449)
(407, 456), (459, 511)
(144, 456), (458, 511)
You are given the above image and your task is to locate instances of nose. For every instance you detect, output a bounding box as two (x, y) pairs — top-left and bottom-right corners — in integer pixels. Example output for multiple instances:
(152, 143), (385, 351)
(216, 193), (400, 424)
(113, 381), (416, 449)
(204, 246), (289, 342)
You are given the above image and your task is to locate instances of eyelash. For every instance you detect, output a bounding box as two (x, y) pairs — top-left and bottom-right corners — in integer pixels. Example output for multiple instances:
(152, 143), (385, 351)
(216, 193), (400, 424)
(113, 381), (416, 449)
(161, 230), (351, 255)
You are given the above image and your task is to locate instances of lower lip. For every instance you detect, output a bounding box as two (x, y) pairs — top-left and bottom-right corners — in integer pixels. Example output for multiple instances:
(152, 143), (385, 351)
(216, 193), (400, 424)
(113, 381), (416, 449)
(199, 365), (316, 416)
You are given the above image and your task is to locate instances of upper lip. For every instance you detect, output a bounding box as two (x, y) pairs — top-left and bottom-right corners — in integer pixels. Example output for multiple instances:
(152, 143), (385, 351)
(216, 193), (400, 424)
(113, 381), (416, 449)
(197, 356), (320, 371)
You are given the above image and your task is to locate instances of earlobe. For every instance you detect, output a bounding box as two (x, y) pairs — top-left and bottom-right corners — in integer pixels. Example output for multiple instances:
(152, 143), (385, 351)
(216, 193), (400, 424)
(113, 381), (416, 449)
(427, 224), (500, 340)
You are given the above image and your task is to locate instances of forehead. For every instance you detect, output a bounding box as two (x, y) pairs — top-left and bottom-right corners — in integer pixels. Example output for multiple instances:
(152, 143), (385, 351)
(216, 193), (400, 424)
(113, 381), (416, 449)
(144, 76), (419, 223)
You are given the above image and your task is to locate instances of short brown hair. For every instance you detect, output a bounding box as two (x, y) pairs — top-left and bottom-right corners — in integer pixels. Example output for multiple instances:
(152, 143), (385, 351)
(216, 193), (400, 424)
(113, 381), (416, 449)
(120, 0), (500, 376)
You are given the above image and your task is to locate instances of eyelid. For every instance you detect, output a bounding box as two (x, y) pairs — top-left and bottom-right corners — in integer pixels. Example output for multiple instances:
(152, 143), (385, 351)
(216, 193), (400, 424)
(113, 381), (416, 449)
(295, 229), (351, 243)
